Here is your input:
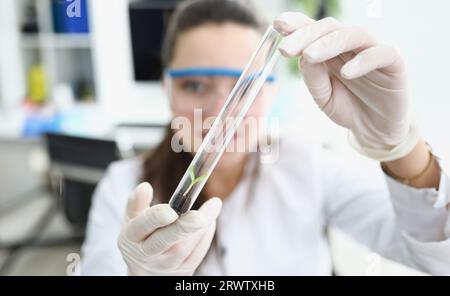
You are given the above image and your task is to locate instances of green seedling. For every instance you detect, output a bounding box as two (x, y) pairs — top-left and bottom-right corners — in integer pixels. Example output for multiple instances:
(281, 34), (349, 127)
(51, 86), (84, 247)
(183, 165), (207, 197)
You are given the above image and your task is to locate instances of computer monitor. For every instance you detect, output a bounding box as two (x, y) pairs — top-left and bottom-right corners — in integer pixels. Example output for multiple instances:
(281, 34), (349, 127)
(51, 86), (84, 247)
(128, 0), (179, 81)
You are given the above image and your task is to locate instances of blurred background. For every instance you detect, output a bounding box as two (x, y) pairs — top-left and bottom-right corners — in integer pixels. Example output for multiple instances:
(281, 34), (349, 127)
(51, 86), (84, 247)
(0, 0), (448, 276)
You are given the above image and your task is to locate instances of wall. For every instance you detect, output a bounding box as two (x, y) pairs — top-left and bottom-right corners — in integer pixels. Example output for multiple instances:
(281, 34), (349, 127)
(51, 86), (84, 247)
(0, 1), (25, 109)
(339, 0), (450, 162)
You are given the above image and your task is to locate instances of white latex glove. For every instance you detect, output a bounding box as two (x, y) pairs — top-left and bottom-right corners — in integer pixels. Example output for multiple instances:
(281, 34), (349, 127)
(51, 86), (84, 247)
(118, 182), (222, 276)
(274, 12), (420, 162)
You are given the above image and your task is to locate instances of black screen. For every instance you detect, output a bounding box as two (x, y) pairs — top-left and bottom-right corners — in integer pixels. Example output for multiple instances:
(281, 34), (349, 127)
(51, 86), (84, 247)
(129, 1), (178, 81)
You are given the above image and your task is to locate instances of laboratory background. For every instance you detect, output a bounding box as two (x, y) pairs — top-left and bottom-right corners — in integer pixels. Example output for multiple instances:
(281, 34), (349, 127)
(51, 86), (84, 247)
(0, 0), (449, 276)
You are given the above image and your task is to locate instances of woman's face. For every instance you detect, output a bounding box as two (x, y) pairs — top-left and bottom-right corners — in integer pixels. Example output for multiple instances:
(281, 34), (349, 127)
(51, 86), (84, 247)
(166, 22), (276, 167)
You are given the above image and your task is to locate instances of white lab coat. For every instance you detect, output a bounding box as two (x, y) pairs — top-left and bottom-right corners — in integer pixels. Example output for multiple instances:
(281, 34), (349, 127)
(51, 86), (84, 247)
(80, 135), (450, 276)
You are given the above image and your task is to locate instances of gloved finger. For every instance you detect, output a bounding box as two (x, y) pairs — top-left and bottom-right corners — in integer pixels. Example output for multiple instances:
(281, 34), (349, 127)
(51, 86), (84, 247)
(302, 58), (355, 128)
(340, 44), (405, 80)
(125, 204), (179, 242)
(160, 226), (208, 268)
(141, 211), (209, 256)
(197, 197), (223, 220)
(174, 199), (221, 268)
(126, 182), (154, 220)
(180, 223), (216, 270)
(141, 198), (222, 256)
(164, 197), (222, 263)
(303, 26), (378, 64)
(301, 59), (332, 110)
(279, 17), (344, 57)
(273, 12), (314, 35)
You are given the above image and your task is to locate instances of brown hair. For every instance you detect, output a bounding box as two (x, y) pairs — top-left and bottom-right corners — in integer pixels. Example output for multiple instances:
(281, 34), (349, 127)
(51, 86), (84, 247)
(142, 0), (267, 208)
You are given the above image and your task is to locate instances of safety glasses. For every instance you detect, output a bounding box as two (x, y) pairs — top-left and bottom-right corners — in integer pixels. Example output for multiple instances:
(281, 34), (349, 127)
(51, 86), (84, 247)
(165, 67), (276, 112)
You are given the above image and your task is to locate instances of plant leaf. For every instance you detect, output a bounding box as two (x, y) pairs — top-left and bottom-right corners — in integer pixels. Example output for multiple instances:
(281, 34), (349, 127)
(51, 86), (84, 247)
(184, 183), (194, 197)
(188, 165), (195, 181)
(192, 175), (207, 185)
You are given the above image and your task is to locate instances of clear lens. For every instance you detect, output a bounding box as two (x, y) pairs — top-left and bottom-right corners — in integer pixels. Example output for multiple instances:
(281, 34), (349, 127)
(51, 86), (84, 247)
(168, 76), (239, 112)
(168, 26), (283, 214)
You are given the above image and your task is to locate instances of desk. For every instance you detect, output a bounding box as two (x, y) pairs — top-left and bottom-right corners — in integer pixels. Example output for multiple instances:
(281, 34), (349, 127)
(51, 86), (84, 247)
(0, 104), (167, 208)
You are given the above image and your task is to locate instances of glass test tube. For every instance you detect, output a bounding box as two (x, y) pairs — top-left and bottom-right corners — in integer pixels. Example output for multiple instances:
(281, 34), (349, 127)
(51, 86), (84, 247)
(169, 26), (283, 215)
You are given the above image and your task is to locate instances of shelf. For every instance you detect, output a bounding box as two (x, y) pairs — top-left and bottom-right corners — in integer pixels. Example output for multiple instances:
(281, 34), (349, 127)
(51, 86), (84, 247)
(21, 33), (92, 49)
(1, 0), (99, 110)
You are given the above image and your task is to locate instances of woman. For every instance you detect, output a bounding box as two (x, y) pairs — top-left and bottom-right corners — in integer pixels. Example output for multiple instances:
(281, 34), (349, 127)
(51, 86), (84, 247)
(81, 0), (450, 275)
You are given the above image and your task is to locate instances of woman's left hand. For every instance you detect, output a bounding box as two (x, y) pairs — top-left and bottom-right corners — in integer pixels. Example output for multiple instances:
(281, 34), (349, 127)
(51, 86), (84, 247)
(274, 12), (417, 160)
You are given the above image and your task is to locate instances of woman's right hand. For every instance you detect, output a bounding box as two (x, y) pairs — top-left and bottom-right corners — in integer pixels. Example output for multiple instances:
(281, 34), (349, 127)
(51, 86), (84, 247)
(118, 182), (222, 276)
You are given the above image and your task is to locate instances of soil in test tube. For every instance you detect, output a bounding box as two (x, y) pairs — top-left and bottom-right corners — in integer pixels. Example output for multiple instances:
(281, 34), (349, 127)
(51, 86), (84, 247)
(170, 164), (207, 215)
